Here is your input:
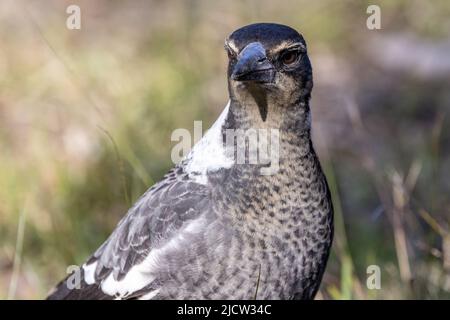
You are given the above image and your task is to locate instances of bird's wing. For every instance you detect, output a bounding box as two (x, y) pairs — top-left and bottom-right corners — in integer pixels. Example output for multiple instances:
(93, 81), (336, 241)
(47, 166), (211, 300)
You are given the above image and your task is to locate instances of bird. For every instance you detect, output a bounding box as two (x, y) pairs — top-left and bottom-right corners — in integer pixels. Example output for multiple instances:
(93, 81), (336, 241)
(47, 23), (333, 300)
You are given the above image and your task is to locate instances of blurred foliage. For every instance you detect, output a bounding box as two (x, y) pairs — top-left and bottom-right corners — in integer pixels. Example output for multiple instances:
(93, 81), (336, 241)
(0, 0), (449, 299)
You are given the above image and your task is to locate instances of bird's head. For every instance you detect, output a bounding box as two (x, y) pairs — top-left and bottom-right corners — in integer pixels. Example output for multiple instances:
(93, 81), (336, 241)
(225, 23), (313, 125)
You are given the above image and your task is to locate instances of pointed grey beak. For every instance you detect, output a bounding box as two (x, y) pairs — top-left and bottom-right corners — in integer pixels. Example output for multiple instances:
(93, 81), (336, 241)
(231, 42), (275, 83)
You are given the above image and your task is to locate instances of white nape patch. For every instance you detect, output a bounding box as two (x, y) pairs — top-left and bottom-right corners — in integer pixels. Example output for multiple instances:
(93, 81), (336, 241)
(138, 289), (161, 300)
(99, 217), (206, 299)
(83, 262), (98, 285)
(185, 102), (234, 184)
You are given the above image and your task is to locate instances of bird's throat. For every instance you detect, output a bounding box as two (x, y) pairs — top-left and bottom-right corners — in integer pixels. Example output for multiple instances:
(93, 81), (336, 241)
(247, 84), (268, 122)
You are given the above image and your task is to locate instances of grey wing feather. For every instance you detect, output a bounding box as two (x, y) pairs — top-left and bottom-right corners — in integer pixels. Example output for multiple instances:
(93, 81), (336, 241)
(48, 167), (211, 299)
(91, 167), (210, 281)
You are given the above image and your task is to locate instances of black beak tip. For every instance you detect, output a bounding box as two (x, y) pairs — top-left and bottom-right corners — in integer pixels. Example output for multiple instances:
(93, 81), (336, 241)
(231, 68), (275, 83)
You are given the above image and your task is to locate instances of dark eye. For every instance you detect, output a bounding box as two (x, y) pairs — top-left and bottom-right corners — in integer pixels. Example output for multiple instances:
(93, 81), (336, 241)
(281, 50), (299, 65)
(225, 46), (237, 59)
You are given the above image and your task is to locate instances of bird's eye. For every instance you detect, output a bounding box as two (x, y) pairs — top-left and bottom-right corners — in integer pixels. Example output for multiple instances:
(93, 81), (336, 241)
(228, 51), (236, 59)
(281, 50), (299, 66)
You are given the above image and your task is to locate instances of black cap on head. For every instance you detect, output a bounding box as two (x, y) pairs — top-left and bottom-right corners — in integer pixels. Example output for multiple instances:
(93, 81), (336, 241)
(227, 23), (306, 52)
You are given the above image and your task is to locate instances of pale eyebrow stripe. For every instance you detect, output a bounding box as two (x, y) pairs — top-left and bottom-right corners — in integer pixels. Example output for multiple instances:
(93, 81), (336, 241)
(270, 41), (306, 54)
(225, 40), (239, 53)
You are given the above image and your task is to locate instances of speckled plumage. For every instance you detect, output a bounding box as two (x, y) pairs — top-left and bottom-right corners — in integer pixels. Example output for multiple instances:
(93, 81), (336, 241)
(48, 23), (333, 300)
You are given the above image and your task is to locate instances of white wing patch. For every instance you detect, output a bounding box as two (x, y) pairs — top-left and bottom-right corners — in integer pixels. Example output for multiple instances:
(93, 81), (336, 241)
(185, 102), (234, 184)
(83, 217), (207, 299)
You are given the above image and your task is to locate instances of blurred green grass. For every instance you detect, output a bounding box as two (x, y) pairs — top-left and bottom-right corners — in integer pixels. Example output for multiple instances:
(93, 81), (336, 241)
(0, 0), (449, 299)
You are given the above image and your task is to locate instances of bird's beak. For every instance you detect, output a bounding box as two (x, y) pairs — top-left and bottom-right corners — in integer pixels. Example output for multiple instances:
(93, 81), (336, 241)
(231, 42), (275, 83)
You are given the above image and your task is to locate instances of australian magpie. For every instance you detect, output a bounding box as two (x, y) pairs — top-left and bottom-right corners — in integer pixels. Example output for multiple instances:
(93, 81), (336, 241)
(47, 23), (333, 300)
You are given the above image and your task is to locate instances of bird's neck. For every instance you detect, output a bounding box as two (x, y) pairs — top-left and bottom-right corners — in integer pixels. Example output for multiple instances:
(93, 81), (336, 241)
(207, 96), (329, 235)
(217, 97), (318, 188)
(226, 98), (312, 140)
(212, 107), (327, 234)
